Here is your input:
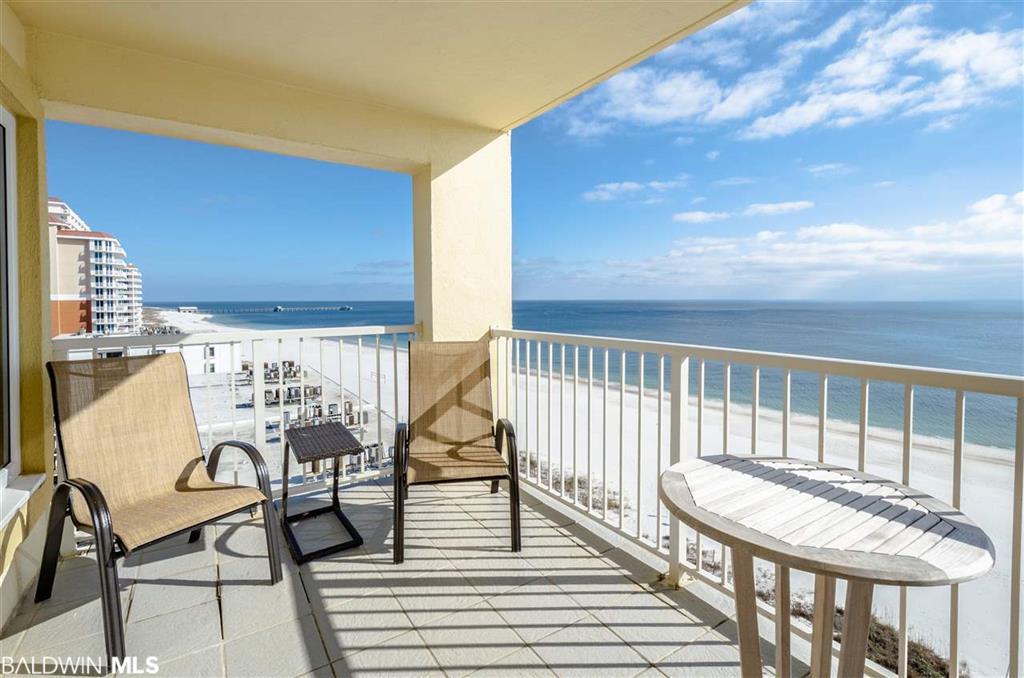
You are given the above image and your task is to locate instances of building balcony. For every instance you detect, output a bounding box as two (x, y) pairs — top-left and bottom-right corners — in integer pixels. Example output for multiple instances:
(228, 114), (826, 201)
(13, 323), (1017, 677)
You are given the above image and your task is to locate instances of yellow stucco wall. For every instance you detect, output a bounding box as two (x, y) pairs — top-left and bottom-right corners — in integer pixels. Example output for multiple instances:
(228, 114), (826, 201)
(1, 1), (54, 625)
(414, 132), (512, 341)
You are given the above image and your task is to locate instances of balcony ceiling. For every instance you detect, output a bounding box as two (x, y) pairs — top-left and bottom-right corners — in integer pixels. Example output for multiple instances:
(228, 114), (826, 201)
(8, 0), (744, 131)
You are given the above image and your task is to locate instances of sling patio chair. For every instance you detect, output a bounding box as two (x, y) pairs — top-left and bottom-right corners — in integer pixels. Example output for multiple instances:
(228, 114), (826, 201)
(39, 353), (282, 664)
(392, 340), (521, 564)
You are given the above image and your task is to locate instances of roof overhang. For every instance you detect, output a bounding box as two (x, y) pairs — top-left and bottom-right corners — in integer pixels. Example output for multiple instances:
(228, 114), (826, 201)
(8, 1), (746, 132)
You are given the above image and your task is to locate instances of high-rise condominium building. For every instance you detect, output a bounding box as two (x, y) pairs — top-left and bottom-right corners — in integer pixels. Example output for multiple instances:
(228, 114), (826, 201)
(48, 198), (143, 337)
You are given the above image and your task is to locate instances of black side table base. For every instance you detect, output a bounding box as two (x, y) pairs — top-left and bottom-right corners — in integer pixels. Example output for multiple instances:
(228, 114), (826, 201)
(279, 429), (366, 565)
(280, 503), (363, 565)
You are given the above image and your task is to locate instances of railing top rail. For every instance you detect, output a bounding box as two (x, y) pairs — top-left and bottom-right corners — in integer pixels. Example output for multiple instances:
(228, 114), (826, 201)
(493, 327), (1024, 398)
(52, 323), (421, 350)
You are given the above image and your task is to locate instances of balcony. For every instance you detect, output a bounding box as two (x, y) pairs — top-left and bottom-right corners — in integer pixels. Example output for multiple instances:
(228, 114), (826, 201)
(11, 323), (1015, 676)
(2, 478), (755, 677)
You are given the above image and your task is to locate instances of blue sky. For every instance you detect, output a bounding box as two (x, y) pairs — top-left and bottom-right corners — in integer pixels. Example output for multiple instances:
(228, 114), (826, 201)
(46, 1), (1023, 302)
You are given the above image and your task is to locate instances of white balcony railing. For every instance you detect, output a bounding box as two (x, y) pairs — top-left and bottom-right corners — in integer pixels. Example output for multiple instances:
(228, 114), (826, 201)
(52, 324), (420, 491)
(492, 327), (1023, 678)
(50, 323), (1022, 676)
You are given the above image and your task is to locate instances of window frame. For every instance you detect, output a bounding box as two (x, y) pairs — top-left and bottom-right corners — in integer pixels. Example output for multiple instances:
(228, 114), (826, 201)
(1, 104), (20, 483)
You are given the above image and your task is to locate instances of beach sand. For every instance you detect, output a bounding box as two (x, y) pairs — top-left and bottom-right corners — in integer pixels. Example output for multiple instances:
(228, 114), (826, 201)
(148, 306), (1014, 675)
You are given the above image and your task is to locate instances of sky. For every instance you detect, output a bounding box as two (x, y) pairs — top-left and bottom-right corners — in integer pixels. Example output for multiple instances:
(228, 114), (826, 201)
(45, 1), (1023, 302)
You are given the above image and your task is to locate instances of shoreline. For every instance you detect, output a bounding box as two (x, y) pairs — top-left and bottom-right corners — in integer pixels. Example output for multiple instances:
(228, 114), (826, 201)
(145, 306), (1015, 459)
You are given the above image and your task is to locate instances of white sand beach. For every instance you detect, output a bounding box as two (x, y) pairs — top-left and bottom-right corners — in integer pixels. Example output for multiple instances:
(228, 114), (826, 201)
(147, 306), (1014, 675)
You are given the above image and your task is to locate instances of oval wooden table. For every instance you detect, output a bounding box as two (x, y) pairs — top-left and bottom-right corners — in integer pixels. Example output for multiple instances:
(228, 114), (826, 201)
(659, 455), (995, 677)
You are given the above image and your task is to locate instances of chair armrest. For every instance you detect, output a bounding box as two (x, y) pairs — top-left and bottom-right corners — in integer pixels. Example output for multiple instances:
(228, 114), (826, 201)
(207, 440), (274, 502)
(394, 423), (409, 476)
(495, 418), (519, 477)
(58, 478), (117, 555)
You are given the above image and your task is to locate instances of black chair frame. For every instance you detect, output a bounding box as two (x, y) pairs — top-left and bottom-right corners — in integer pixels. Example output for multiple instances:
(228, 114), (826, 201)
(36, 381), (283, 668)
(393, 418), (521, 564)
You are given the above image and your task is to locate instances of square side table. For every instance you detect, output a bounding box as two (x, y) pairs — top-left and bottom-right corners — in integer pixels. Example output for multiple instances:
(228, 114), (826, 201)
(279, 421), (366, 563)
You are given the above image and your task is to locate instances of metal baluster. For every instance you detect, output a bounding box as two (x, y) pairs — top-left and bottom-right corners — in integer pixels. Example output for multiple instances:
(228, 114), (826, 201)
(560, 343), (566, 496)
(204, 343), (212, 450)
(372, 335), (381, 470)
(525, 340), (531, 480)
(229, 341), (238, 484)
(818, 374), (828, 463)
(253, 339), (266, 452)
(751, 366), (759, 455)
(278, 339), (286, 473)
(697, 360), (705, 456)
(536, 340), (541, 483)
(618, 351), (625, 530)
(603, 348), (609, 520)
(782, 369), (791, 457)
(515, 339), (521, 476)
(696, 359), (705, 572)
(339, 338), (347, 480)
(357, 337), (364, 474)
(573, 345), (579, 505)
(636, 352), (644, 540)
(720, 362), (730, 581)
(657, 354), (665, 551)
(547, 341), (553, 490)
(858, 379), (869, 471)
(722, 362), (730, 454)
(587, 346), (594, 512)
(299, 338), (306, 425)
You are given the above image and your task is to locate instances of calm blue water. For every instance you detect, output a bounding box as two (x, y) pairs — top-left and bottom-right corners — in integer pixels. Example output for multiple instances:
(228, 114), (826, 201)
(152, 300), (1023, 448)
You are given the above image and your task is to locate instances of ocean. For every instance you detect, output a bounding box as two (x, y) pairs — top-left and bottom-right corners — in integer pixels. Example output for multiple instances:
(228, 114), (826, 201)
(152, 300), (1023, 448)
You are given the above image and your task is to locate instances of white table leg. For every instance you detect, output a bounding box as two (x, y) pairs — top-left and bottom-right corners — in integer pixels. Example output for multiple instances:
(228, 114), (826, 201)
(731, 547), (762, 678)
(775, 564), (791, 678)
(810, 574), (836, 678)
(838, 580), (874, 677)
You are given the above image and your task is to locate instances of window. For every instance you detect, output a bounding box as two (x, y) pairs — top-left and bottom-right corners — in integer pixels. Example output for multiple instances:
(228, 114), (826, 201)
(1, 105), (18, 479)
(206, 345), (215, 358)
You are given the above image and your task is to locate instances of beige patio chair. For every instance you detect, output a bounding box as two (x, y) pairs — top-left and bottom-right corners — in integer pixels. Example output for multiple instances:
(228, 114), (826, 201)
(38, 353), (282, 663)
(392, 340), (521, 564)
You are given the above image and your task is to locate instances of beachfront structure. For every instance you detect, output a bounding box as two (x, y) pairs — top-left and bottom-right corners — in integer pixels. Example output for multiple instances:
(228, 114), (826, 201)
(1, 4), (1022, 678)
(47, 198), (143, 336)
(125, 263), (142, 331)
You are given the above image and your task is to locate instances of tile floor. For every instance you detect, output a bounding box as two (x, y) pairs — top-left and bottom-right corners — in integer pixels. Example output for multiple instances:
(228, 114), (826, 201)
(0, 479), (794, 677)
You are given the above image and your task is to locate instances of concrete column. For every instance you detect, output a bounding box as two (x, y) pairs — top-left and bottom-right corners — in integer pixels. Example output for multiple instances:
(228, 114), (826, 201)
(413, 130), (511, 342)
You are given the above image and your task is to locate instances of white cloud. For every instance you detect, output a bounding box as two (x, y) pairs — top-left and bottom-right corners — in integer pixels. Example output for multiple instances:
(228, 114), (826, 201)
(583, 176), (688, 202)
(797, 223), (891, 240)
(716, 176), (756, 186)
(706, 150), (720, 161)
(673, 210), (730, 224)
(706, 68), (787, 122)
(742, 4), (1023, 139)
(745, 201), (815, 216)
(691, 196), (707, 205)
(874, 180), (896, 188)
(563, 3), (1022, 141)
(583, 181), (643, 202)
(807, 163), (851, 175)
(599, 190), (1024, 297)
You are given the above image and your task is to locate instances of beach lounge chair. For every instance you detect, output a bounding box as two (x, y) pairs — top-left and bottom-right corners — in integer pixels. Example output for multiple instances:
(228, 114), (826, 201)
(38, 354), (282, 663)
(392, 341), (521, 564)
